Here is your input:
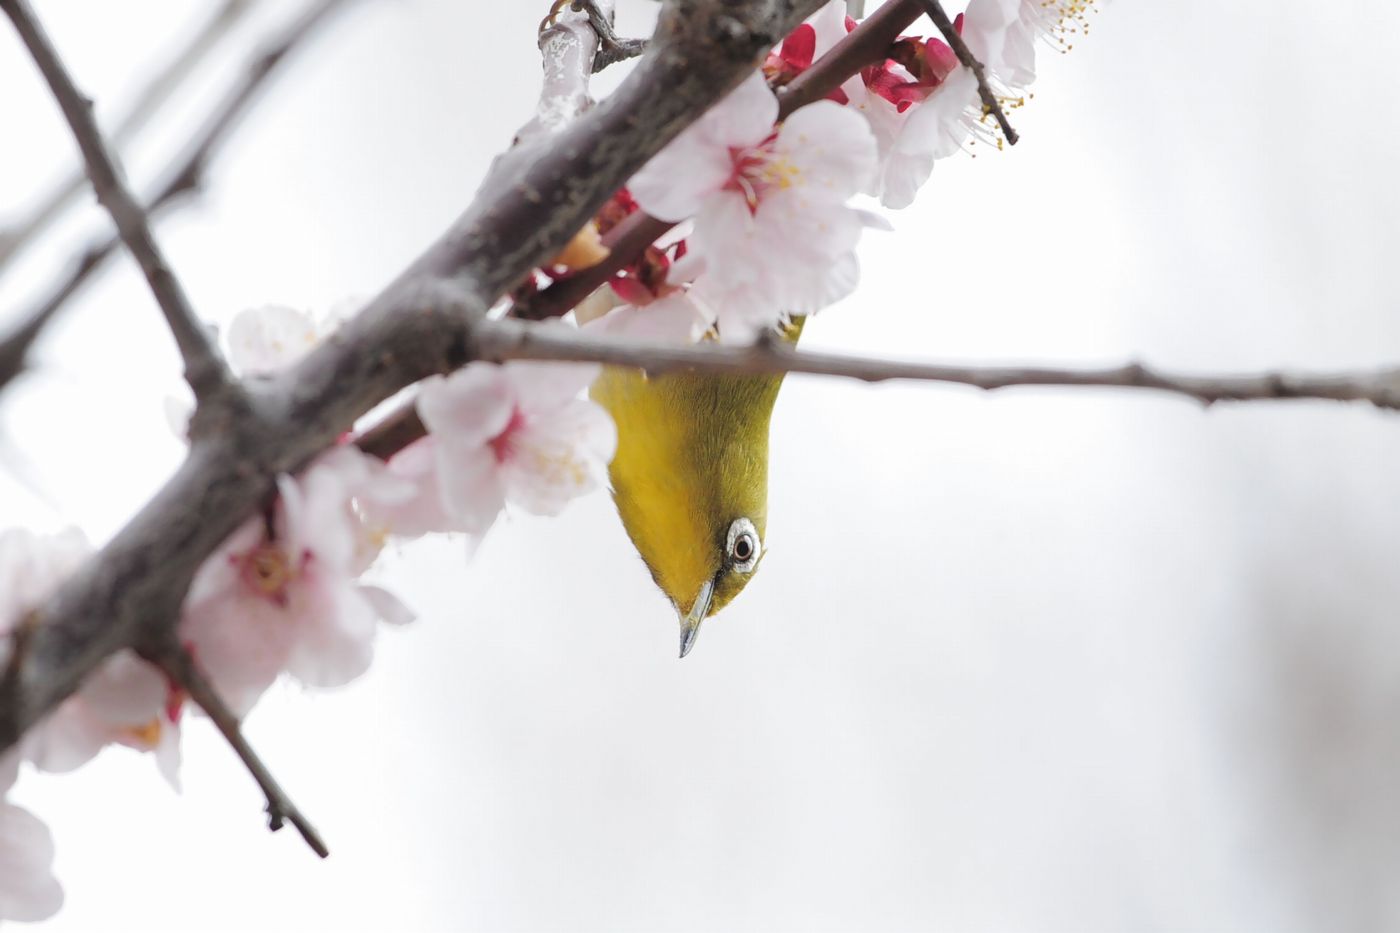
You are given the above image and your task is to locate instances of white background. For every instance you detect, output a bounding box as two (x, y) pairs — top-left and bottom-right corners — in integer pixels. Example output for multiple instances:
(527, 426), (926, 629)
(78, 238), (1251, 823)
(3, 1), (1400, 930)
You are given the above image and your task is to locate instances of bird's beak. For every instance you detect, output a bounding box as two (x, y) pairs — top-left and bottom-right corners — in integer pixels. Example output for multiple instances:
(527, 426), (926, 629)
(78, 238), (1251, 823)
(678, 579), (714, 658)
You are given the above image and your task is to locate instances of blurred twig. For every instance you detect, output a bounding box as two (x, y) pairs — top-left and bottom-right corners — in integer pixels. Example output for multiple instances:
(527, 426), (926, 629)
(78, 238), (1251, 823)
(0, 0), (354, 397)
(2, 0), (234, 401)
(153, 643), (330, 859)
(476, 319), (1400, 411)
(0, 0), (261, 276)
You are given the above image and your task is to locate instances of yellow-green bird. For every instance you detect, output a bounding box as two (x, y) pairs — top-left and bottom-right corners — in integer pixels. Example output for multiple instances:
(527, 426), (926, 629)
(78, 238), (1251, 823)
(590, 318), (802, 657)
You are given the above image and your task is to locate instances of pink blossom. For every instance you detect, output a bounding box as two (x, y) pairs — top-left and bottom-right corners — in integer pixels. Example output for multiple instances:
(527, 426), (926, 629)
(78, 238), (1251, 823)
(0, 799), (63, 923)
(629, 71), (876, 341)
(416, 360), (616, 534)
(25, 651), (183, 790)
(180, 448), (414, 715)
(225, 304), (326, 375)
(0, 530), (179, 784)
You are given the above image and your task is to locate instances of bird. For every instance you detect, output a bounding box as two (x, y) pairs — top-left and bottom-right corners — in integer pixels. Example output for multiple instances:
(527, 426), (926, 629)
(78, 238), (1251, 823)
(590, 318), (802, 657)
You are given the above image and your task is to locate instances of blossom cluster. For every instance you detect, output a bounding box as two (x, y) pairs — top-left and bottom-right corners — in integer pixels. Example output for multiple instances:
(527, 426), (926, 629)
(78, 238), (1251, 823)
(0, 307), (618, 923)
(0, 0), (1089, 922)
(574, 0), (1089, 343)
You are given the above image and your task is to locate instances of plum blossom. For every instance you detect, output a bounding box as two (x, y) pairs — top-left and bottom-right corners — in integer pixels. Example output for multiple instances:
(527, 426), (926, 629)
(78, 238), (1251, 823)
(0, 529), (179, 786)
(180, 447), (415, 715)
(768, 1), (965, 209)
(0, 795), (63, 924)
(586, 291), (706, 345)
(416, 360), (616, 534)
(962, 0), (1098, 93)
(225, 304), (328, 375)
(629, 71), (877, 341)
(25, 651), (184, 790)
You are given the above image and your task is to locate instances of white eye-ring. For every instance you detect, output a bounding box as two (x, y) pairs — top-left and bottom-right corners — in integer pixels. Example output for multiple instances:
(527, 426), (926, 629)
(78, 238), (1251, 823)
(726, 517), (760, 573)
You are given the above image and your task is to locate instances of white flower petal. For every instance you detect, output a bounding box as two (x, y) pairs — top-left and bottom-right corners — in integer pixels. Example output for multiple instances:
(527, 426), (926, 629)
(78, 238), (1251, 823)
(434, 442), (507, 534)
(372, 439), (463, 537)
(359, 584), (415, 627)
(629, 144), (734, 222)
(418, 365), (515, 448)
(284, 585), (376, 689)
(0, 802), (64, 923)
(23, 702), (108, 774)
(777, 101), (879, 198)
(586, 293), (705, 344)
(503, 359), (601, 414)
(152, 722), (183, 794)
(78, 651), (166, 727)
(179, 596), (293, 717)
(630, 72), (779, 222)
(504, 400), (616, 515)
(225, 305), (320, 375)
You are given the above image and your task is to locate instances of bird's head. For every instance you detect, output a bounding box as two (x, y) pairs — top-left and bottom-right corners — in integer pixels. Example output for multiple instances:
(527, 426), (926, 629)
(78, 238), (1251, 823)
(595, 367), (777, 656)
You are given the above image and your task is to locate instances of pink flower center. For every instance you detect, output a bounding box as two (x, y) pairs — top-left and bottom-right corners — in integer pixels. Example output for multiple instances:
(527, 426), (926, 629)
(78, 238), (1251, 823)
(237, 544), (302, 606)
(489, 407), (528, 463)
(724, 132), (798, 214)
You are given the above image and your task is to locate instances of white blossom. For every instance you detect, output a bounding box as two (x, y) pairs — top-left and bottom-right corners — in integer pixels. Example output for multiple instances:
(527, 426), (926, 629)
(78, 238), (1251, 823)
(180, 447), (415, 714)
(416, 361), (616, 534)
(629, 72), (877, 341)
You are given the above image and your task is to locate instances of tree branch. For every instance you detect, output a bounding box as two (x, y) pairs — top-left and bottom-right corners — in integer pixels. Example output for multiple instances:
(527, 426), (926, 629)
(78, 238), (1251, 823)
(474, 318), (1400, 411)
(522, 0), (611, 139)
(916, 0), (1018, 146)
(1, 0), (235, 403)
(0, 0), (830, 754)
(153, 643), (329, 858)
(0, 0), (261, 276)
(0, 0), (355, 398)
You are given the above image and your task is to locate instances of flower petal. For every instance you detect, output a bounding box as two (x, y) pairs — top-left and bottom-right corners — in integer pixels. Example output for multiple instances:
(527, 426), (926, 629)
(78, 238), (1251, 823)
(434, 442), (507, 534)
(777, 101), (879, 199)
(503, 359), (601, 414)
(225, 305), (320, 375)
(418, 364), (515, 448)
(630, 73), (778, 222)
(0, 802), (64, 923)
(359, 584), (415, 627)
(284, 585), (376, 689)
(504, 400), (616, 515)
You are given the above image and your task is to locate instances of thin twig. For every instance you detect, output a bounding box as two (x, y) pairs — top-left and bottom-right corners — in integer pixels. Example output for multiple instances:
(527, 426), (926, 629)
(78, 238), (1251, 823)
(0, 0), (261, 276)
(0, 0), (354, 398)
(476, 318), (1400, 410)
(2, 0), (234, 402)
(916, 0), (1019, 145)
(154, 644), (330, 859)
(355, 323), (1400, 468)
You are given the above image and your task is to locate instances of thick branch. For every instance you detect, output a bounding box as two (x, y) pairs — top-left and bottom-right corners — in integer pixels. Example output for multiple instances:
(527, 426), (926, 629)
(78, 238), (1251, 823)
(916, 0), (1018, 145)
(155, 644), (329, 858)
(1, 0), (829, 752)
(0, 0), (260, 276)
(527, 1), (611, 137)
(1, 0), (234, 402)
(0, 0), (354, 398)
(475, 318), (1400, 411)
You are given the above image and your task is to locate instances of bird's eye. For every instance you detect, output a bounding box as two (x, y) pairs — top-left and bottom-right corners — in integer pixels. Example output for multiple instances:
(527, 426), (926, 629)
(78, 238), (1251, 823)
(726, 517), (760, 573)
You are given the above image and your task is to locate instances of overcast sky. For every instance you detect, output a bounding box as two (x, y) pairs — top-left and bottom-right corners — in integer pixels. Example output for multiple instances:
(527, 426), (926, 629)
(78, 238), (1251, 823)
(3, 1), (1400, 931)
